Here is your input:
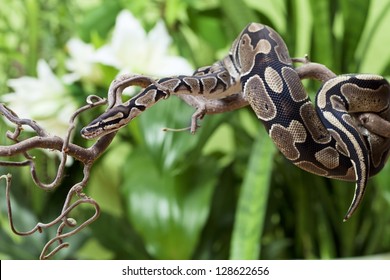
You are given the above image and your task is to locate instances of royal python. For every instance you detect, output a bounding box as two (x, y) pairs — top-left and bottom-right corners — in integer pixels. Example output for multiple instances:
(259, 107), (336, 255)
(81, 23), (390, 221)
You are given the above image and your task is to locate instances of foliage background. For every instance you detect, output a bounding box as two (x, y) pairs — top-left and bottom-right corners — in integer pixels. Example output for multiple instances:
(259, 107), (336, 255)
(1, 0), (390, 260)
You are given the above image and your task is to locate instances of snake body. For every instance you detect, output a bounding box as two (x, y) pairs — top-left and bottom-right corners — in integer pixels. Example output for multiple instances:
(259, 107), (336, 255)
(81, 23), (390, 220)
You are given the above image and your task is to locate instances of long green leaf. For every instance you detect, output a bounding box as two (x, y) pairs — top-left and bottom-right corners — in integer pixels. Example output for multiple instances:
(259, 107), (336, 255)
(340, 0), (370, 72)
(220, 0), (258, 35)
(230, 130), (275, 259)
(26, 0), (39, 76)
(309, 0), (334, 69)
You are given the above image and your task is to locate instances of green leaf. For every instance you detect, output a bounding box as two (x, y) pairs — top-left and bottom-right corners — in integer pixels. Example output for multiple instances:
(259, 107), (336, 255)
(121, 149), (218, 259)
(356, 0), (390, 73)
(88, 139), (132, 217)
(190, 14), (227, 52)
(309, 0), (334, 69)
(138, 96), (224, 172)
(165, 0), (188, 27)
(340, 0), (370, 72)
(86, 212), (150, 259)
(25, 0), (39, 76)
(78, 0), (122, 41)
(220, 0), (258, 35)
(289, 0), (312, 57)
(244, 0), (287, 32)
(230, 129), (275, 259)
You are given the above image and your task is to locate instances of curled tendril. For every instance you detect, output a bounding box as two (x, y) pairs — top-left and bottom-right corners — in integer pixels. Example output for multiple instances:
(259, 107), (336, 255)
(0, 96), (110, 259)
(86, 94), (106, 105)
(40, 196), (100, 260)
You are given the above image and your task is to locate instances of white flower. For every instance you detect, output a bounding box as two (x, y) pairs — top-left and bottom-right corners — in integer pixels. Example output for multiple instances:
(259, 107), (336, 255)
(64, 38), (103, 84)
(2, 60), (77, 137)
(94, 10), (193, 77)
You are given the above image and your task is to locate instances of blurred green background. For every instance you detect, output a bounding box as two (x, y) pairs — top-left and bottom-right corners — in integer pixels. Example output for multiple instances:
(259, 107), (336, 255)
(1, 0), (390, 260)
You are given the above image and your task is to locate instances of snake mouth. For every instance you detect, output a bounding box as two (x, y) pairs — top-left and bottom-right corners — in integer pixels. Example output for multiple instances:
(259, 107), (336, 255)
(80, 125), (119, 139)
(80, 125), (103, 139)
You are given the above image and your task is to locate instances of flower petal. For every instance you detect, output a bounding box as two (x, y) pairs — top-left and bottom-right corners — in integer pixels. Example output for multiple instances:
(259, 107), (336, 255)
(2, 60), (77, 137)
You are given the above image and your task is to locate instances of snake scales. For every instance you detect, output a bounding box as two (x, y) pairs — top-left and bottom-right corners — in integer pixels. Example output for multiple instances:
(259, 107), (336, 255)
(81, 23), (390, 221)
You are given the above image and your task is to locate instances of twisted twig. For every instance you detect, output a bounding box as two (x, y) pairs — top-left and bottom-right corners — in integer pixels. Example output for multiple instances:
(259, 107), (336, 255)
(0, 95), (111, 259)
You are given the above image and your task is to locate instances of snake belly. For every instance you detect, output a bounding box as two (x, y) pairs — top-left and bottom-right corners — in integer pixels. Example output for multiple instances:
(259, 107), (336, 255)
(235, 23), (390, 220)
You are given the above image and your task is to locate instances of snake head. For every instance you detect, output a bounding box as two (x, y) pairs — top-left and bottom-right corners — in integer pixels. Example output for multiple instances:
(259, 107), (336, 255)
(80, 105), (131, 139)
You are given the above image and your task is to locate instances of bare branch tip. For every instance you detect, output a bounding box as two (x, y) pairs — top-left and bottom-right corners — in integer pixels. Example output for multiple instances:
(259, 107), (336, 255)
(86, 95), (106, 105)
